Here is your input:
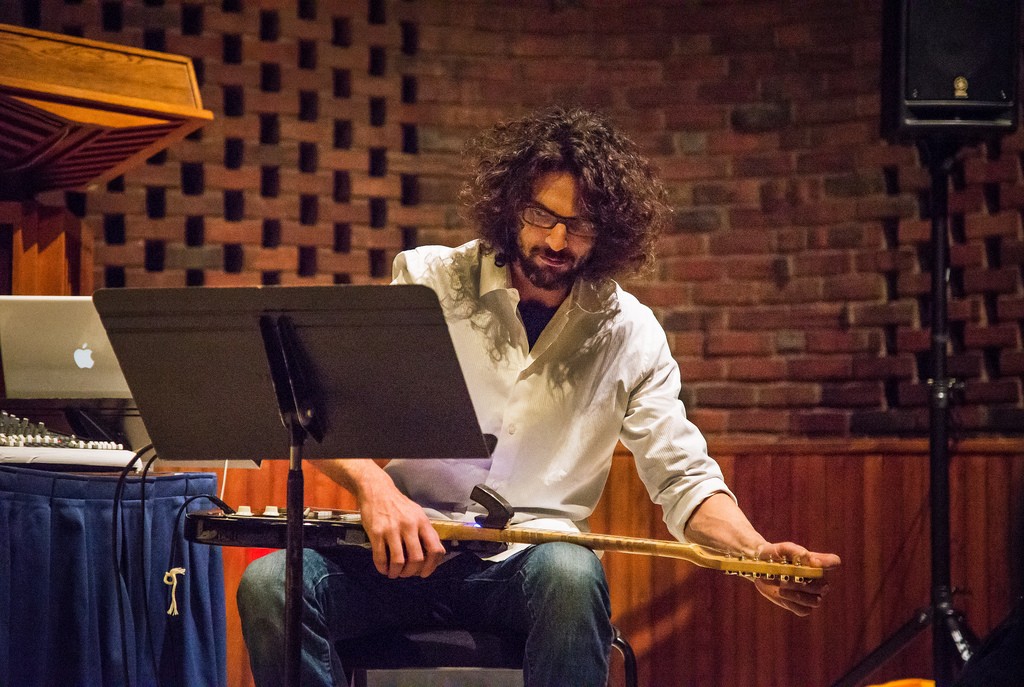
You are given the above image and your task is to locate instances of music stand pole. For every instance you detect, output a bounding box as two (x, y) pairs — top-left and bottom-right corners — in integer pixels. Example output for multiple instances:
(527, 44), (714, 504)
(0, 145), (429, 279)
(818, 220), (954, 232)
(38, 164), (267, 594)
(284, 424), (304, 687)
(261, 314), (325, 687)
(832, 137), (977, 687)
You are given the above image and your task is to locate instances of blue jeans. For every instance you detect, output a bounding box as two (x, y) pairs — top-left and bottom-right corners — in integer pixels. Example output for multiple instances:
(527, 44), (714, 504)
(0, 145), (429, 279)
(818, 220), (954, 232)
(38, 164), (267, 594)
(237, 542), (613, 687)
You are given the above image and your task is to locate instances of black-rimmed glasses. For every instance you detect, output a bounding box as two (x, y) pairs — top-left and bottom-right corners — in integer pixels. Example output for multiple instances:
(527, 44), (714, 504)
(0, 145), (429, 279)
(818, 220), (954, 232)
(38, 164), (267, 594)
(521, 205), (597, 239)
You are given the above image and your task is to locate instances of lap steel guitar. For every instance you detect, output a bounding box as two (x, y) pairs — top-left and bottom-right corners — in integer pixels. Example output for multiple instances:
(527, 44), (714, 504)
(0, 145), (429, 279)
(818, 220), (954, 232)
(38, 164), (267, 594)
(186, 486), (824, 583)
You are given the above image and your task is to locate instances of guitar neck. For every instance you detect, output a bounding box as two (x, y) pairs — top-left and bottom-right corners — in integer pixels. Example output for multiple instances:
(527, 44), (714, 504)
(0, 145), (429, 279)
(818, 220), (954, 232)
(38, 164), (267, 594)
(429, 521), (822, 581)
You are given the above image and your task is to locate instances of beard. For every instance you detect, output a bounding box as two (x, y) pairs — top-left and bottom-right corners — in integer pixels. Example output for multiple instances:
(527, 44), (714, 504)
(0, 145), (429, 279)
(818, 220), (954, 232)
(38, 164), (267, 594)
(515, 241), (585, 292)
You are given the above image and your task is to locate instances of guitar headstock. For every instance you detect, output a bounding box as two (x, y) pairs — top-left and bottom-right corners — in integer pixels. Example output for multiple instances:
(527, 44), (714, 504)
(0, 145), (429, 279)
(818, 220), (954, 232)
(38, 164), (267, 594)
(692, 545), (825, 583)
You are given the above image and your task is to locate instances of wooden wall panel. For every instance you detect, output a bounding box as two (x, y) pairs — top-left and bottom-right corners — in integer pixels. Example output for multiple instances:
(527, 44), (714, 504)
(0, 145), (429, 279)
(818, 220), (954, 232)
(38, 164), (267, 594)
(594, 440), (1023, 687)
(211, 440), (1024, 687)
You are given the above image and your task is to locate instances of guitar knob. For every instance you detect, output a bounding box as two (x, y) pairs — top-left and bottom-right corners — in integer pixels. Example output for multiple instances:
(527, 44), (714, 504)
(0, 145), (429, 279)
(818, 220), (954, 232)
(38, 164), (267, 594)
(263, 505), (280, 517)
(236, 505), (253, 516)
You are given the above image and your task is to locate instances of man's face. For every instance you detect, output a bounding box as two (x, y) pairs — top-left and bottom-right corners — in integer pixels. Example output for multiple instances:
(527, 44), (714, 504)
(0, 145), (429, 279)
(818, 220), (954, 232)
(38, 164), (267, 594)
(514, 171), (595, 292)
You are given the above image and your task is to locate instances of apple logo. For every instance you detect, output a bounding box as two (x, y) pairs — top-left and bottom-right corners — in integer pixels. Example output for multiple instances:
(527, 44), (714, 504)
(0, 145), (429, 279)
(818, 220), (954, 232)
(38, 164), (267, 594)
(74, 344), (95, 369)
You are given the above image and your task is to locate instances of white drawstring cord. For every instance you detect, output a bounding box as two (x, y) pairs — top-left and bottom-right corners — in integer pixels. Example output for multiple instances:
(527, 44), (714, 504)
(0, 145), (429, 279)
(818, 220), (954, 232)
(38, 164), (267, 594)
(163, 567), (186, 616)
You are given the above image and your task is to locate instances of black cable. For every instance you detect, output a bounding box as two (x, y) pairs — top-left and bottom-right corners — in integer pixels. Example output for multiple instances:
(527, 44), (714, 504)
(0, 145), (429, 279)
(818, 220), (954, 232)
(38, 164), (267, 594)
(111, 444), (153, 687)
(138, 453), (162, 687)
(161, 490), (235, 671)
(165, 493), (235, 581)
(112, 452), (140, 687)
(131, 458), (231, 687)
(67, 407), (116, 442)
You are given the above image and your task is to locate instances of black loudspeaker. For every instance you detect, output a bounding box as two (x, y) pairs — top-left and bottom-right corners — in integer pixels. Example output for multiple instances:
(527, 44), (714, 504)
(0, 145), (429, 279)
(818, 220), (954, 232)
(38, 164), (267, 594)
(882, 0), (1021, 140)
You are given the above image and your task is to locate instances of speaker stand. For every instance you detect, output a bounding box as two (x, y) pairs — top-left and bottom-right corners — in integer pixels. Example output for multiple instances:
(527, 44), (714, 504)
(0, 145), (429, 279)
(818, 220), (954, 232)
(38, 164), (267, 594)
(831, 137), (979, 687)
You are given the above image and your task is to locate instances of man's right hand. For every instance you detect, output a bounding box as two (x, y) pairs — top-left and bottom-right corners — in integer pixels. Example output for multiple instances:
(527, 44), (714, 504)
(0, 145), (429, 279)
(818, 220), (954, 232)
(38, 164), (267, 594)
(315, 458), (447, 579)
(358, 478), (447, 578)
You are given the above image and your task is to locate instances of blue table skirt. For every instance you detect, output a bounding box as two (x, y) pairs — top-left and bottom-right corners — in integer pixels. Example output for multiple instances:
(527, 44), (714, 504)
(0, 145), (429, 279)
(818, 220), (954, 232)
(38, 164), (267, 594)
(0, 465), (226, 687)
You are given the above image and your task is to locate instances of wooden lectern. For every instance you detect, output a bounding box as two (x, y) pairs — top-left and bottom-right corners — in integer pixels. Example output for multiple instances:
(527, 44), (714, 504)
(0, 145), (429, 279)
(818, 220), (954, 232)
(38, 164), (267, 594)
(0, 23), (213, 295)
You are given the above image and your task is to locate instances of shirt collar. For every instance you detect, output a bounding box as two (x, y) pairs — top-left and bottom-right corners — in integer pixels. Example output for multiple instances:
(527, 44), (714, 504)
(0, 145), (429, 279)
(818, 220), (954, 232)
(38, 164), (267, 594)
(569, 276), (616, 314)
(478, 247), (510, 299)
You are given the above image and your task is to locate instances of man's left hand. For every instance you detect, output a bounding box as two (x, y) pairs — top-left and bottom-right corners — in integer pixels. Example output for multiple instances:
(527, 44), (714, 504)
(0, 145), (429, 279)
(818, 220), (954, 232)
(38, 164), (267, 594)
(751, 542), (840, 616)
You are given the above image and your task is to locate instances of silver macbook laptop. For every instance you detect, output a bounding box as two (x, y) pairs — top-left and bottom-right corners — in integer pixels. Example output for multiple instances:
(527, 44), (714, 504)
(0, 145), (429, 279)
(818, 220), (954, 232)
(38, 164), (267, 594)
(0, 295), (132, 399)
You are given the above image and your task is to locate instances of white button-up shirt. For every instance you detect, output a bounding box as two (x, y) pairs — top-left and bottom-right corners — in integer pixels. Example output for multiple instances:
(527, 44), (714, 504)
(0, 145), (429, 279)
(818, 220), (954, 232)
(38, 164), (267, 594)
(385, 240), (733, 543)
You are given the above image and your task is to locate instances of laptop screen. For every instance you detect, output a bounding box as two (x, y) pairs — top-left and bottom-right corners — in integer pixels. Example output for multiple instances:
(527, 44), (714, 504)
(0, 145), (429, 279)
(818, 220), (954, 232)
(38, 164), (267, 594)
(0, 295), (132, 399)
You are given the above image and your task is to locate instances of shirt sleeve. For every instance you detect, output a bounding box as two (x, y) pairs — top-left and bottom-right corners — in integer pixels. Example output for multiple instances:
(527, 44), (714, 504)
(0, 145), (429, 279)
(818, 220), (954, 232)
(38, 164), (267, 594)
(618, 319), (735, 543)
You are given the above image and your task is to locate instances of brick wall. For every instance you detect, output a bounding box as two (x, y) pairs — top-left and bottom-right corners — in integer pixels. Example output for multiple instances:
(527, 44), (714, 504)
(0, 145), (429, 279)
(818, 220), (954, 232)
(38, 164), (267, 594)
(7, 0), (1023, 439)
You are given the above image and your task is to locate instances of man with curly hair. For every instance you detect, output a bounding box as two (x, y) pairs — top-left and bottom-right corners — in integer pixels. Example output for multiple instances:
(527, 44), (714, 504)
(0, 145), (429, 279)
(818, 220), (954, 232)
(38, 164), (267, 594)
(238, 106), (839, 687)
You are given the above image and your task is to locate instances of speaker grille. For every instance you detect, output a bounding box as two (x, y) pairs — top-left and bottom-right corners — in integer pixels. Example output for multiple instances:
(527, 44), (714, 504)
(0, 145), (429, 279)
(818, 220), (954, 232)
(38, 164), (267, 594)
(905, 0), (1018, 105)
(884, 0), (1020, 137)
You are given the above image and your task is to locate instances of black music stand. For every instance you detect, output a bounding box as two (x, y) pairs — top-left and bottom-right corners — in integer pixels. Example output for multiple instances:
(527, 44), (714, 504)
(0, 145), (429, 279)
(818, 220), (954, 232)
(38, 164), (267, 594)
(93, 284), (494, 687)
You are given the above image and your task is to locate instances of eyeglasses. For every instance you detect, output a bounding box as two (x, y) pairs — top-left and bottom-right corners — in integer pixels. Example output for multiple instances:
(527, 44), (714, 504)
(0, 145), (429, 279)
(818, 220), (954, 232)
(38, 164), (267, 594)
(521, 205), (597, 239)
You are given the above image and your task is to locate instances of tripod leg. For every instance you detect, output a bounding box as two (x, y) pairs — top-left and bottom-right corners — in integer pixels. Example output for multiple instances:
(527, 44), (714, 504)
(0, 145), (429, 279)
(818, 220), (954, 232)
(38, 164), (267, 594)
(942, 607), (979, 660)
(933, 597), (979, 684)
(831, 607), (932, 687)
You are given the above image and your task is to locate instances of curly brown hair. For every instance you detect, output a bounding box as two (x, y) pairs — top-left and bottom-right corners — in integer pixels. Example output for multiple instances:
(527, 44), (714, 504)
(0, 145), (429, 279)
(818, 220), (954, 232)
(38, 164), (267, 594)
(459, 106), (670, 281)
